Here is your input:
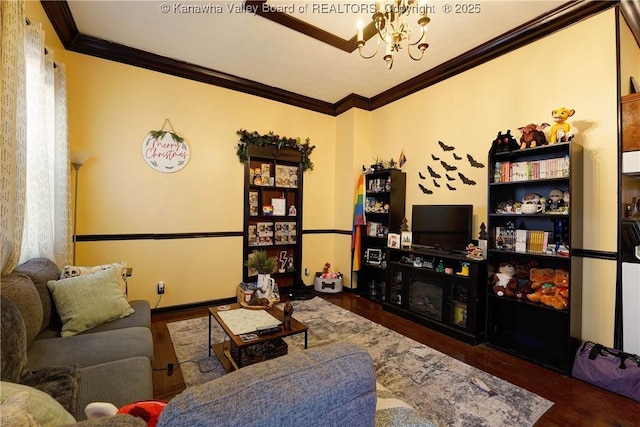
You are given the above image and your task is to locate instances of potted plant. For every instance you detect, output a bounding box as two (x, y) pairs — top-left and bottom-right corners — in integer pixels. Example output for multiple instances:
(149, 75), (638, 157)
(245, 249), (276, 274)
(245, 250), (277, 301)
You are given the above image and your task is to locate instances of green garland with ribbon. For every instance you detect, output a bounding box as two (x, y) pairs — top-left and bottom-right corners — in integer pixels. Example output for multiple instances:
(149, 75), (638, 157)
(236, 129), (315, 171)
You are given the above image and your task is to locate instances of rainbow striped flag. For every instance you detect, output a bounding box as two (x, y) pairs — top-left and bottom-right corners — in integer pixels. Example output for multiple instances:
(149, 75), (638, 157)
(352, 173), (366, 272)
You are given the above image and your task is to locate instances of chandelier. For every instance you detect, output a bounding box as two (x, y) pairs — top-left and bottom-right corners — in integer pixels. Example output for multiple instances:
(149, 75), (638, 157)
(356, 0), (431, 69)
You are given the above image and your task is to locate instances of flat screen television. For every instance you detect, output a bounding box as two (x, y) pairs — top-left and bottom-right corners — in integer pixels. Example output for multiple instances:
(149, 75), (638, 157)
(411, 204), (473, 252)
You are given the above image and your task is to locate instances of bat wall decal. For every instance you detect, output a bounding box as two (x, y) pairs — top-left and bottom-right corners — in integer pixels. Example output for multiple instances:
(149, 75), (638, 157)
(446, 174), (456, 181)
(433, 179), (440, 187)
(418, 171), (426, 179)
(447, 183), (457, 191)
(418, 183), (433, 194)
(458, 172), (476, 185)
(453, 153), (462, 160)
(467, 154), (485, 168)
(438, 141), (455, 151)
(427, 166), (441, 179)
(431, 154), (440, 161)
(441, 161), (457, 171)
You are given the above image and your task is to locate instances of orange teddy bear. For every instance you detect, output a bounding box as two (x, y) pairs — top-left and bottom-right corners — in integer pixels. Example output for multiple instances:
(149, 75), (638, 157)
(526, 268), (554, 303)
(549, 268), (570, 310)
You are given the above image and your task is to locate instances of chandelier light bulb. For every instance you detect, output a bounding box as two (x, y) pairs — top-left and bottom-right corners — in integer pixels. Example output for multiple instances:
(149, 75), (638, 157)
(356, 0), (432, 68)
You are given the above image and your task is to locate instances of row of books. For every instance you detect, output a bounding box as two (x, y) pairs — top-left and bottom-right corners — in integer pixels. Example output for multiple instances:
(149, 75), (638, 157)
(495, 227), (549, 253)
(493, 155), (569, 183)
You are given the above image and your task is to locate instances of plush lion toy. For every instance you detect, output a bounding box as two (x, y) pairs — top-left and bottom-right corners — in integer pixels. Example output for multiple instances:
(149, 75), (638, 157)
(550, 107), (575, 143)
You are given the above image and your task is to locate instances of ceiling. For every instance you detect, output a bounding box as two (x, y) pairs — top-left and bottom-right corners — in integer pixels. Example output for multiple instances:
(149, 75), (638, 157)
(42, 1), (637, 115)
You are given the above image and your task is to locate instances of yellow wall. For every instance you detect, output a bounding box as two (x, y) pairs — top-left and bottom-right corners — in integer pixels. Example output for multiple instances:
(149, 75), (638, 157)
(64, 52), (338, 305)
(27, 1), (623, 345)
(368, 9), (620, 345)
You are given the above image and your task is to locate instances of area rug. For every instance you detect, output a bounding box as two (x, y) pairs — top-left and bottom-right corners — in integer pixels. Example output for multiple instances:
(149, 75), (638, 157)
(167, 297), (553, 426)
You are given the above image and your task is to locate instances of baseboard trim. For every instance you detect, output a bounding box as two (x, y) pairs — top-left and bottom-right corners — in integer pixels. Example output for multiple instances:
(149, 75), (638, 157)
(151, 297), (236, 315)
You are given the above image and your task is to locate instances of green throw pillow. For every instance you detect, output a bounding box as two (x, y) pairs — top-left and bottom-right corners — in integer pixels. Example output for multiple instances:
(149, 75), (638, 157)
(47, 267), (134, 337)
(0, 382), (76, 426)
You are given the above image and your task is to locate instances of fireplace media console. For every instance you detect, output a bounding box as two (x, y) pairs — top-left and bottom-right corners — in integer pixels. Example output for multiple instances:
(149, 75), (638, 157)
(380, 247), (487, 345)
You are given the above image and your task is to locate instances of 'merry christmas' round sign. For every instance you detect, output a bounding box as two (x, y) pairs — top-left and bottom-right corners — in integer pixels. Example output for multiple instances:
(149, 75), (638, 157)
(141, 130), (190, 173)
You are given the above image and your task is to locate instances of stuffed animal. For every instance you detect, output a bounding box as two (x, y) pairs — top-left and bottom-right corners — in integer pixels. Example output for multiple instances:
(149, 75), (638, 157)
(517, 123), (550, 149)
(489, 130), (519, 157)
(321, 262), (339, 279)
(117, 401), (167, 427)
(492, 263), (517, 297)
(550, 107), (575, 143)
(547, 268), (570, 310)
(553, 268), (569, 288)
(513, 263), (531, 299)
(526, 268), (554, 303)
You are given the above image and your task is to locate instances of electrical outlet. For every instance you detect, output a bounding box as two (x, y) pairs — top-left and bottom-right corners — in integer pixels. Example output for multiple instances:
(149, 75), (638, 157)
(304, 268), (310, 276)
(157, 281), (165, 294)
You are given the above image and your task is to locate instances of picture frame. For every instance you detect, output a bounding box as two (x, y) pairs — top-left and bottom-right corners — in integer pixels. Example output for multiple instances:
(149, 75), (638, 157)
(271, 198), (286, 216)
(387, 233), (400, 248)
(365, 248), (382, 265)
(401, 231), (412, 248)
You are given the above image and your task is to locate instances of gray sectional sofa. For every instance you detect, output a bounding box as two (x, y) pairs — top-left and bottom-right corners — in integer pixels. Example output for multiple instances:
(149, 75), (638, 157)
(157, 341), (378, 427)
(0, 258), (154, 422)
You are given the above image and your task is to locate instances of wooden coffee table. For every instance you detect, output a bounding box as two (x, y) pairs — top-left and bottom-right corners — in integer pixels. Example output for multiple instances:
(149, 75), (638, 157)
(208, 303), (308, 372)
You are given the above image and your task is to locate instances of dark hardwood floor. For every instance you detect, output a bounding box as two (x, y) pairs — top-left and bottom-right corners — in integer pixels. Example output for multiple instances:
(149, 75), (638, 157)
(151, 293), (640, 426)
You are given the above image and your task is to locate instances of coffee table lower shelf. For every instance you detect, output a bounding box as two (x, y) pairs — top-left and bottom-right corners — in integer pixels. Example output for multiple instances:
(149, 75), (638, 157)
(210, 342), (239, 372)
(208, 304), (308, 373)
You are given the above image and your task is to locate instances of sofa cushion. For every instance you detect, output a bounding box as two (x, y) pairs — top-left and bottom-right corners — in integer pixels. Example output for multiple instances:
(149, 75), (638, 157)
(26, 327), (153, 371)
(14, 257), (61, 333)
(60, 261), (128, 295)
(66, 414), (147, 426)
(0, 296), (27, 383)
(0, 273), (43, 344)
(0, 391), (41, 427)
(157, 342), (376, 427)
(47, 268), (134, 337)
(0, 381), (76, 426)
(75, 357), (154, 421)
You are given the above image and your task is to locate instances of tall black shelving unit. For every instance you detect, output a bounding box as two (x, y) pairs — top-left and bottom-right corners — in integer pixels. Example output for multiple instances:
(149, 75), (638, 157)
(485, 142), (583, 373)
(358, 169), (406, 301)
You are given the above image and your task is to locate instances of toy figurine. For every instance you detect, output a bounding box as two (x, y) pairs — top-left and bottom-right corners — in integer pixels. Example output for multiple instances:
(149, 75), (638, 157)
(550, 107), (575, 143)
(283, 301), (294, 330)
(517, 123), (550, 149)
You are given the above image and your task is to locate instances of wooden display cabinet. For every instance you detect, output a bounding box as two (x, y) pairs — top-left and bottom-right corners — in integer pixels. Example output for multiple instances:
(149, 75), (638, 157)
(242, 145), (303, 289)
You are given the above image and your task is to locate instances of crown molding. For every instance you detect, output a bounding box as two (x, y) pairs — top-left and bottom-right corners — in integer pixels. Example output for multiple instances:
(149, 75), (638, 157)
(42, 1), (619, 116)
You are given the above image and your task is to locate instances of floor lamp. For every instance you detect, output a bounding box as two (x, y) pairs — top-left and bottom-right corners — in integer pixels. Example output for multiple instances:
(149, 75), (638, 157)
(70, 151), (90, 264)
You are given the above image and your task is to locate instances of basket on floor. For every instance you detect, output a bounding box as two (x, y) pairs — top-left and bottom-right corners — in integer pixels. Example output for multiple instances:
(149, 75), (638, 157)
(230, 338), (288, 367)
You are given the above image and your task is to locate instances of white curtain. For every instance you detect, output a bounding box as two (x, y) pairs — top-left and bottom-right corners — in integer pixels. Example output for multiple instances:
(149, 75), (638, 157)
(0, 0), (71, 272)
(0, 0), (28, 274)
